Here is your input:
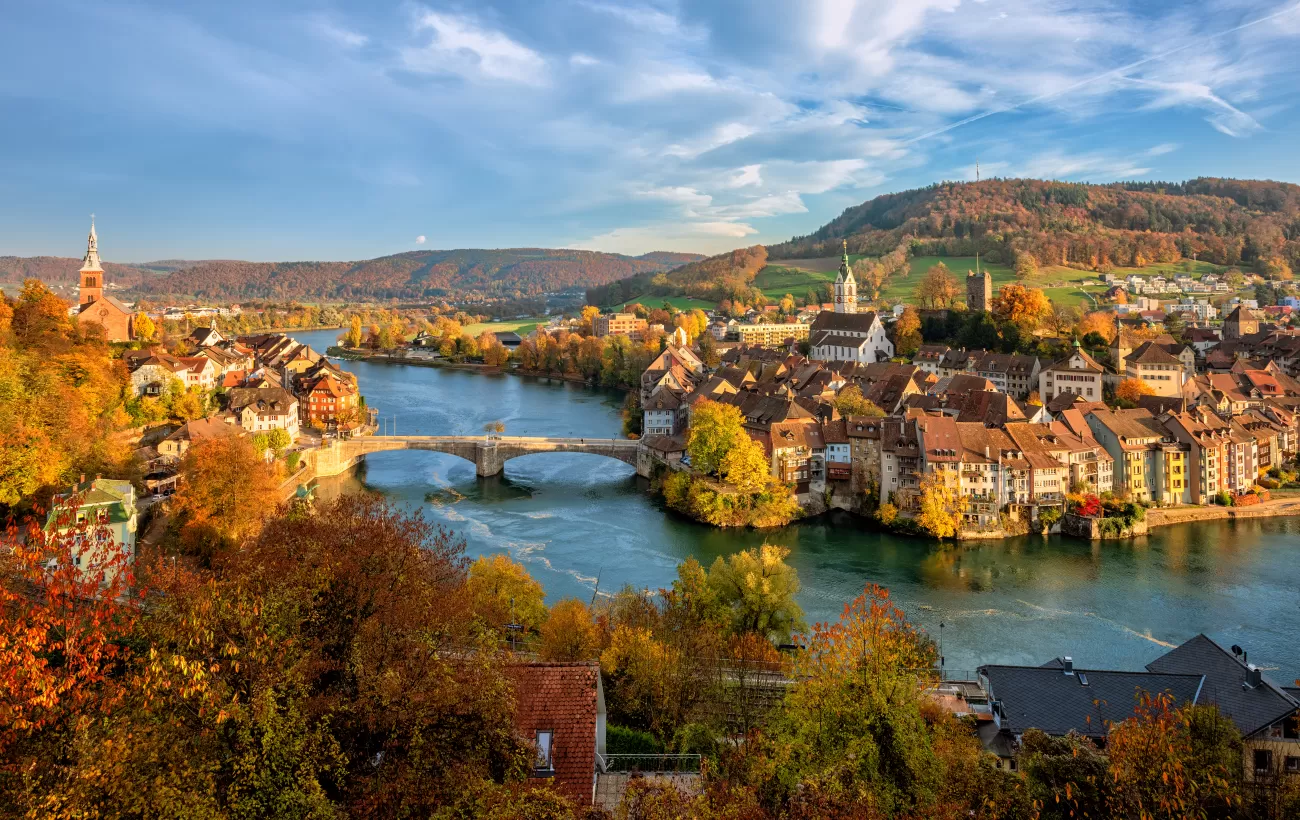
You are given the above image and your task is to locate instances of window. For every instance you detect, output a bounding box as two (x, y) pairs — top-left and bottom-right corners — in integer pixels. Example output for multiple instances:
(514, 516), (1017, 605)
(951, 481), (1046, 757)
(1286, 756), (1300, 774)
(534, 730), (554, 771)
(1255, 749), (1273, 774)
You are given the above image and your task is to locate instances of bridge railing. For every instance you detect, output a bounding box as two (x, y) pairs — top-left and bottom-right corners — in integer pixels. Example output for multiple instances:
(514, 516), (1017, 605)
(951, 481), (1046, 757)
(364, 434), (636, 446)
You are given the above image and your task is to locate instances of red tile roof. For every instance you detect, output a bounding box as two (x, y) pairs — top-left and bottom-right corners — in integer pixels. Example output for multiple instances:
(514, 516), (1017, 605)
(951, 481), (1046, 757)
(508, 662), (600, 805)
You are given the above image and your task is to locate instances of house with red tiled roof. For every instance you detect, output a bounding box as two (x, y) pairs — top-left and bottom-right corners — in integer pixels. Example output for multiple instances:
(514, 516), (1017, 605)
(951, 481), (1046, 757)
(508, 662), (606, 806)
(302, 372), (360, 428)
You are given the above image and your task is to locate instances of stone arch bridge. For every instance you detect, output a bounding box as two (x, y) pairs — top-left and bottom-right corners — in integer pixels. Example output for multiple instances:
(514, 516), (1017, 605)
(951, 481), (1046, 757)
(313, 435), (646, 479)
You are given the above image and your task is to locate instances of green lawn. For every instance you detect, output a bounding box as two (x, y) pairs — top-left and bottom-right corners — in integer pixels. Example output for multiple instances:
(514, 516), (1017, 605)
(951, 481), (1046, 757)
(462, 318), (542, 337)
(605, 295), (717, 312)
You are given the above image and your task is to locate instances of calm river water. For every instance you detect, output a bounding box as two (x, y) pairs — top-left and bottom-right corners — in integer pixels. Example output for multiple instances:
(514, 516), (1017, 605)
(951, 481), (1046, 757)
(291, 329), (1300, 681)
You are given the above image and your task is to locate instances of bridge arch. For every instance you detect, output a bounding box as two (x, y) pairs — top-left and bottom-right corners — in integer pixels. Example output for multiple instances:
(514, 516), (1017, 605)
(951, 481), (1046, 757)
(314, 435), (643, 479)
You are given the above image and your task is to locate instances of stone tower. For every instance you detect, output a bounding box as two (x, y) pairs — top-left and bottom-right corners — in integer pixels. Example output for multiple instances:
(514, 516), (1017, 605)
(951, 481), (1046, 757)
(1111, 312), (1130, 374)
(833, 240), (857, 314)
(966, 269), (991, 313)
(79, 218), (103, 308)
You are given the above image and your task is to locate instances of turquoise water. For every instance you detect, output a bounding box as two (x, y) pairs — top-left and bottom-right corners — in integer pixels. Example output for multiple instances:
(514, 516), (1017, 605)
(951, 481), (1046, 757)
(292, 329), (1300, 682)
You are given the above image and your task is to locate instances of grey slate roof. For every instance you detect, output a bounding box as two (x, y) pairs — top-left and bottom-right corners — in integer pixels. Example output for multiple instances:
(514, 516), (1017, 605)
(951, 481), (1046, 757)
(1145, 633), (1299, 738)
(980, 664), (1204, 738)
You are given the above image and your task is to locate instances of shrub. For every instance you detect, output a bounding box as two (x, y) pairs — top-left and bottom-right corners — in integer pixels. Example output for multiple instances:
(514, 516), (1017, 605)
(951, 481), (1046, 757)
(607, 724), (664, 756)
(1214, 490), (1233, 506)
(1038, 507), (1062, 530)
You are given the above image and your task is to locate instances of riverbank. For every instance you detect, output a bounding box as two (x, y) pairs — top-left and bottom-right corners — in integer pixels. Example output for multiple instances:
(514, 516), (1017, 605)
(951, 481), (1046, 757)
(1146, 494), (1300, 527)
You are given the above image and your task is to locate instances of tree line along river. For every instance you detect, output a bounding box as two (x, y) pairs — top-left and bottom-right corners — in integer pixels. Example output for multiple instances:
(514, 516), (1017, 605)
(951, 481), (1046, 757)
(289, 329), (1300, 682)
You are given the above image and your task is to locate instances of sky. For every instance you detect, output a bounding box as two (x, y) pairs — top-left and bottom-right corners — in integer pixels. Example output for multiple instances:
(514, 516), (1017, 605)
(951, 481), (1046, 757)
(2, 0), (1300, 262)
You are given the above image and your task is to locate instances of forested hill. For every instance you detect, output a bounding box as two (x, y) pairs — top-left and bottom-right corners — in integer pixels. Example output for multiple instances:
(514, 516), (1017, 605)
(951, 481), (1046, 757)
(0, 249), (704, 301)
(134, 248), (705, 301)
(0, 256), (161, 289)
(769, 177), (1300, 273)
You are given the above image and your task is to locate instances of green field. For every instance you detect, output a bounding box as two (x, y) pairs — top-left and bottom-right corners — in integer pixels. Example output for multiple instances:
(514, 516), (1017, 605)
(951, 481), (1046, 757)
(754, 258), (863, 302)
(605, 295), (717, 312)
(462, 318), (542, 337)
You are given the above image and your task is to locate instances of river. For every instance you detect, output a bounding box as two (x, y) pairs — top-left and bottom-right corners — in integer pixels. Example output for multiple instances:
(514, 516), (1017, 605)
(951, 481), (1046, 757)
(290, 329), (1300, 681)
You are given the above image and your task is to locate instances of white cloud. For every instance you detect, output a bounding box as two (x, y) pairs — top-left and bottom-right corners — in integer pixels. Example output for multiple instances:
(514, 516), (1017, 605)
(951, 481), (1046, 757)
(569, 53), (600, 67)
(1122, 76), (1261, 138)
(415, 235), (426, 244)
(725, 164), (762, 188)
(574, 221), (759, 255)
(638, 186), (713, 208)
(403, 11), (547, 85)
(1146, 142), (1179, 156)
(311, 17), (368, 49)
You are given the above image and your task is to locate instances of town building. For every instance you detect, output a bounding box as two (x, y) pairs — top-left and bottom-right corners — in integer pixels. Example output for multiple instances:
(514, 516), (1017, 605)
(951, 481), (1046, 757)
(593, 312), (649, 338)
(1039, 341), (1104, 403)
(1224, 305), (1261, 339)
(302, 372), (361, 428)
(507, 662), (606, 806)
(74, 220), (135, 342)
(44, 477), (138, 585)
(226, 387), (301, 439)
(831, 241), (858, 314)
(1145, 635), (1300, 784)
(809, 310), (893, 364)
(1122, 341), (1188, 397)
(734, 321), (809, 347)
(159, 417), (247, 460)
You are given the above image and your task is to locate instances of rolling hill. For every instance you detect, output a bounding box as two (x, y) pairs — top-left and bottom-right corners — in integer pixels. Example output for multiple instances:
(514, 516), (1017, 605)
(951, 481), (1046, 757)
(1, 249), (704, 302)
(768, 177), (1300, 273)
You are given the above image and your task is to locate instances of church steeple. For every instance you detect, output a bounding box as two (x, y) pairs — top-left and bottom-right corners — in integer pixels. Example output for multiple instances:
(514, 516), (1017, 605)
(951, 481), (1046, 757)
(834, 239), (857, 314)
(79, 216), (104, 307)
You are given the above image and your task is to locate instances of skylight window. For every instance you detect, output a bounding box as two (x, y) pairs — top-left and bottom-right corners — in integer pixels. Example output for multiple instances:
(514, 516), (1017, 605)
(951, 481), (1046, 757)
(534, 730), (554, 771)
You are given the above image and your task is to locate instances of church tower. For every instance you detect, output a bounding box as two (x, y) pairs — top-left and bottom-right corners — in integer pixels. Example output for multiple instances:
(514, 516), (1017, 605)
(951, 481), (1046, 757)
(79, 218), (103, 308)
(833, 240), (857, 314)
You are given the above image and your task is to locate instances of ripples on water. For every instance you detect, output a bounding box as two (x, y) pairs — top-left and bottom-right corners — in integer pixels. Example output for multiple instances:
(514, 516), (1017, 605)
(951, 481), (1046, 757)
(292, 330), (1300, 680)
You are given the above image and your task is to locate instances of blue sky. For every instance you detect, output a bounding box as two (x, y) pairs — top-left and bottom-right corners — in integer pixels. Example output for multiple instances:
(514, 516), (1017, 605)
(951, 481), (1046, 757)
(2, 0), (1300, 262)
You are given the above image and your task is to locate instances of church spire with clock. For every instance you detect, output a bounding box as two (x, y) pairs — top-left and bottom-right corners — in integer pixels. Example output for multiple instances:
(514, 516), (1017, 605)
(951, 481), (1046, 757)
(79, 217), (104, 308)
(833, 239), (857, 314)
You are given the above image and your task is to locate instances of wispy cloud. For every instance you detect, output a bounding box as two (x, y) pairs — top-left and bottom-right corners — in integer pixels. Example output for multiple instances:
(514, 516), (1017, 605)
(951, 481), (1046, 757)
(403, 11), (547, 85)
(310, 17), (368, 49)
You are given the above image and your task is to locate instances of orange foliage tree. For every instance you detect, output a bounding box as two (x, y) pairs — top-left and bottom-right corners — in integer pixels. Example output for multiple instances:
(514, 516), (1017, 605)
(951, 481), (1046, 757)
(992, 283), (1052, 333)
(171, 434), (281, 561)
(1116, 377), (1155, 404)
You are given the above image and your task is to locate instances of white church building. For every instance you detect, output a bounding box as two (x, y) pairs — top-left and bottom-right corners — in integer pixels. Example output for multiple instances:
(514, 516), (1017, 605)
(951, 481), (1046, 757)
(808, 243), (894, 364)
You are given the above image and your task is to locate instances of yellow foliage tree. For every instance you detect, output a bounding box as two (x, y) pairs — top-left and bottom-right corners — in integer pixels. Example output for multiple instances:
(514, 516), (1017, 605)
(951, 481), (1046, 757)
(916, 471), (961, 539)
(134, 312), (156, 342)
(468, 553), (547, 632)
(706, 545), (805, 641)
(538, 599), (601, 662)
(720, 434), (771, 495)
(893, 306), (923, 356)
(833, 385), (885, 418)
(686, 399), (746, 477)
(1076, 311), (1118, 343)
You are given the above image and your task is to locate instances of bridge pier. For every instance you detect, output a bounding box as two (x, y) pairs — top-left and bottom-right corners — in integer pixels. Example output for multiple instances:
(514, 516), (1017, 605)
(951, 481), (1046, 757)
(475, 443), (504, 477)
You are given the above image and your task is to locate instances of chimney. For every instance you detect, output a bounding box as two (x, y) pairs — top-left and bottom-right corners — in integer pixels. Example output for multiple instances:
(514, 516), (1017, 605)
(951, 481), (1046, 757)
(985, 445), (990, 458)
(1063, 656), (1074, 675)
(1246, 664), (1262, 688)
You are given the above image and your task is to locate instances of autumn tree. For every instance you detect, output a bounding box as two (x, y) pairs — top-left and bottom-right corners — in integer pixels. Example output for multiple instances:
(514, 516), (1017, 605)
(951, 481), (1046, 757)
(719, 434), (772, 494)
(134, 311), (156, 341)
(1076, 310), (1118, 343)
(1014, 250), (1040, 279)
(686, 399), (747, 477)
(753, 585), (1014, 816)
(833, 384), (885, 418)
(707, 545), (804, 641)
(0, 515), (139, 810)
(893, 305), (923, 356)
(916, 471), (962, 538)
(992, 282), (1052, 333)
(1116, 377), (1155, 404)
(580, 304), (601, 335)
(914, 263), (961, 309)
(1043, 303), (1080, 339)
(171, 434), (282, 561)
(468, 553), (547, 633)
(538, 599), (601, 661)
